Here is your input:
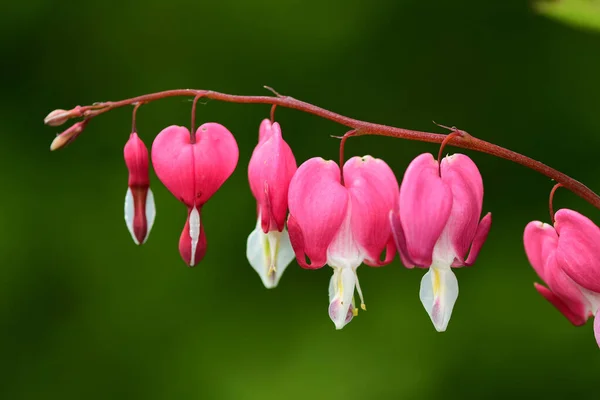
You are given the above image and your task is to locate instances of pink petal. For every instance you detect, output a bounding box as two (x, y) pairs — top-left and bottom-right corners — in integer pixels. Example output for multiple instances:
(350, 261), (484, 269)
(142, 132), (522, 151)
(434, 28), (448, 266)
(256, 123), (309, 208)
(364, 239), (397, 267)
(287, 158), (348, 269)
(523, 220), (559, 282)
(179, 206), (207, 267)
(544, 254), (590, 325)
(534, 283), (588, 326)
(258, 118), (273, 143)
(248, 120), (297, 232)
(124, 132), (150, 187)
(399, 153), (453, 267)
(554, 209), (600, 293)
(440, 154), (485, 264)
(286, 214), (312, 269)
(389, 210), (415, 268)
(461, 212), (492, 267)
(343, 156), (399, 266)
(151, 124), (239, 207)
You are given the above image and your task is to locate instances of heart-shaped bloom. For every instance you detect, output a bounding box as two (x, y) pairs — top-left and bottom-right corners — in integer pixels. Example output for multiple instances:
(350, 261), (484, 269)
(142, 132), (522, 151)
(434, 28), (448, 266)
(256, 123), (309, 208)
(524, 209), (600, 348)
(151, 123), (238, 266)
(287, 156), (398, 329)
(246, 119), (297, 288)
(390, 153), (492, 332)
(124, 132), (155, 245)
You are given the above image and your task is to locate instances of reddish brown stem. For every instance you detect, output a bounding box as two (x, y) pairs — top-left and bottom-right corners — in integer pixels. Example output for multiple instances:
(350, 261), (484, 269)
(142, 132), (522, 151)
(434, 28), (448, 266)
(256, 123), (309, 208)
(66, 88), (600, 210)
(549, 183), (564, 224)
(437, 131), (464, 177)
(131, 102), (142, 133)
(190, 94), (204, 144)
(338, 130), (358, 185)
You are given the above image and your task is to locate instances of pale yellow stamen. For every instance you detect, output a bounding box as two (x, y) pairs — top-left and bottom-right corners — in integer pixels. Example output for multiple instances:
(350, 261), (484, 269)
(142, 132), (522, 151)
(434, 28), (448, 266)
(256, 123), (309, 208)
(353, 268), (367, 311)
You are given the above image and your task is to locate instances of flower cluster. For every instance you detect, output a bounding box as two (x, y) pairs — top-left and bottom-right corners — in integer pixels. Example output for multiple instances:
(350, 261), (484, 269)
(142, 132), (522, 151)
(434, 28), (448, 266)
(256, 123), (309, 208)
(118, 116), (495, 332)
(45, 92), (600, 348)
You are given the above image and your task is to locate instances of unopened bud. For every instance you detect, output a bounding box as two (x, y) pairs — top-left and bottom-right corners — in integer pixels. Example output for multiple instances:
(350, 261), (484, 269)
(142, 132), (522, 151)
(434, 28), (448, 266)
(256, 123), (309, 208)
(50, 121), (87, 151)
(44, 106), (83, 127)
(124, 132), (155, 245)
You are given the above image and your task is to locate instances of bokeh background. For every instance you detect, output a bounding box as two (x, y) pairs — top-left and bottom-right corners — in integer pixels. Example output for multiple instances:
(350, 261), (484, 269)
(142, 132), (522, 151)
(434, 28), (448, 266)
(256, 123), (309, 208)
(2, 0), (600, 399)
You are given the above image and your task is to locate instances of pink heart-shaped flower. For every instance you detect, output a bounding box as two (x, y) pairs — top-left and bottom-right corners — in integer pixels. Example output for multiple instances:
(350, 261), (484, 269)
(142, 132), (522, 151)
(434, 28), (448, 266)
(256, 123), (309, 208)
(151, 123), (239, 207)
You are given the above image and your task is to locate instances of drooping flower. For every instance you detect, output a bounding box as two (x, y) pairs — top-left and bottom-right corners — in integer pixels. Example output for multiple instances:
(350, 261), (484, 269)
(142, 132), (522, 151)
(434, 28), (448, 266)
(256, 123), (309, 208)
(151, 123), (238, 266)
(246, 119), (297, 288)
(390, 153), (492, 332)
(124, 132), (155, 245)
(287, 156), (398, 329)
(524, 209), (600, 348)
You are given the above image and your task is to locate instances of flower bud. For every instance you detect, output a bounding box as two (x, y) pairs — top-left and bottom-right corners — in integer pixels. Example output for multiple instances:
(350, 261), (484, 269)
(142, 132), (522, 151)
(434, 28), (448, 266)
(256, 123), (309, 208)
(50, 121), (87, 151)
(124, 132), (155, 245)
(44, 106), (83, 127)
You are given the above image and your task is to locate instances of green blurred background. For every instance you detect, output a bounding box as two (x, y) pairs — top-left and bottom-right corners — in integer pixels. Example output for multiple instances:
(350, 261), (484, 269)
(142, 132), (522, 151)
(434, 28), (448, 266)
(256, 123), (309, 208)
(2, 0), (600, 399)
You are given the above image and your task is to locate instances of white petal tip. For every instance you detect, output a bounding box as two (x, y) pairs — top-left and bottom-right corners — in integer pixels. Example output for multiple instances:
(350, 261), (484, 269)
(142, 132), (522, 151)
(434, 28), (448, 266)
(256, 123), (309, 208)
(246, 218), (295, 289)
(420, 267), (459, 333)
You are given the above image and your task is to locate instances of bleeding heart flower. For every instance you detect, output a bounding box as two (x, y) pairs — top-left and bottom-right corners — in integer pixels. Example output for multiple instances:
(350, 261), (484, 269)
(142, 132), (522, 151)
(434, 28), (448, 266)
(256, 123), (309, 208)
(524, 209), (600, 348)
(124, 132), (155, 245)
(390, 153), (491, 332)
(246, 119), (297, 288)
(151, 123), (238, 266)
(287, 156), (398, 329)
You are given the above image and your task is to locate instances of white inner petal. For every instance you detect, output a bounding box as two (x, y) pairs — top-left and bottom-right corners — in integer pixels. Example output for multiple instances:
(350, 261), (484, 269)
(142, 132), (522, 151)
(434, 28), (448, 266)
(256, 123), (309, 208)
(326, 203), (363, 270)
(189, 206), (201, 266)
(272, 226), (295, 286)
(246, 216), (295, 289)
(328, 266), (357, 330)
(325, 201), (366, 328)
(431, 224), (456, 266)
(573, 281), (600, 318)
(144, 188), (156, 244)
(419, 265), (459, 332)
(124, 188), (138, 245)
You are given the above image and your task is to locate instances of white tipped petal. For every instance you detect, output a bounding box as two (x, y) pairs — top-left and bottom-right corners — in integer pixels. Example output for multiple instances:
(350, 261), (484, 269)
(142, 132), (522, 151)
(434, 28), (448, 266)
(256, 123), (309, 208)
(246, 217), (295, 289)
(272, 226), (295, 286)
(328, 267), (357, 330)
(419, 266), (459, 332)
(124, 188), (139, 245)
(189, 206), (201, 266)
(143, 188), (156, 244)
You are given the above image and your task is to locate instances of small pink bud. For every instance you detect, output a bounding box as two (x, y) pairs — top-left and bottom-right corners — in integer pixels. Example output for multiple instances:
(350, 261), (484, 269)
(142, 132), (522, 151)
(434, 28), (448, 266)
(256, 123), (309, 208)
(44, 106), (83, 127)
(50, 121), (87, 151)
(124, 132), (155, 245)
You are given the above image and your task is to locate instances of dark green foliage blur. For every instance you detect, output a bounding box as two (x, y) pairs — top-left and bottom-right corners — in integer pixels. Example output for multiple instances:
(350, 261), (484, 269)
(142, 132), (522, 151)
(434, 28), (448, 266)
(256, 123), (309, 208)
(1, 0), (599, 399)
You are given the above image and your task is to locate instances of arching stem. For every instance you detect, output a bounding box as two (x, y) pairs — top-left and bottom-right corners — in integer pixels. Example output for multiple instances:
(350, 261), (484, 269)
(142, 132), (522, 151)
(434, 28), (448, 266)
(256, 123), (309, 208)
(50, 88), (600, 211)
